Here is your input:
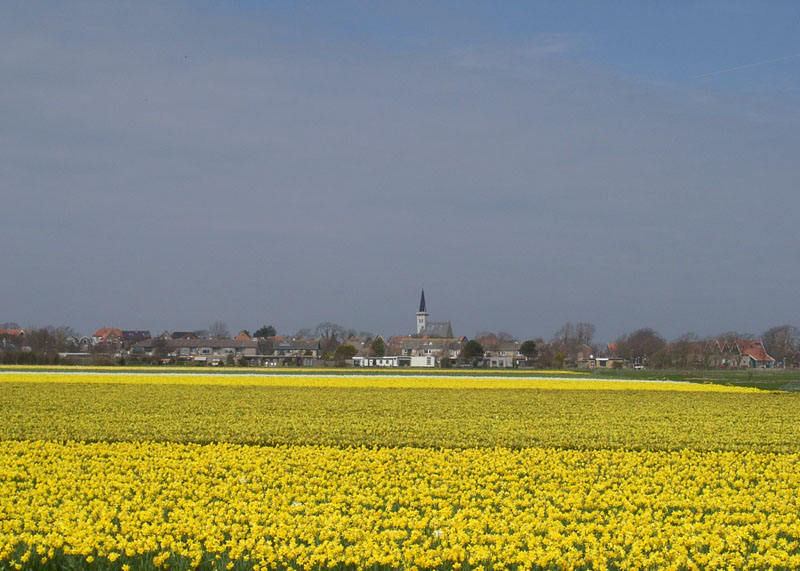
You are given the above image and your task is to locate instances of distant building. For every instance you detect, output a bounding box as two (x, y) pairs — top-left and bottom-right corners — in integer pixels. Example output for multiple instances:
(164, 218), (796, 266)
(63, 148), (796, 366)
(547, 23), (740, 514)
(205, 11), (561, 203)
(389, 291), (463, 363)
(414, 290), (454, 338)
(589, 357), (625, 369)
(0, 328), (25, 338)
(484, 340), (523, 368)
(705, 338), (776, 369)
(122, 330), (150, 346)
(171, 331), (199, 340)
(353, 355), (436, 368)
(131, 338), (257, 364)
(0, 328), (25, 350)
(92, 328), (123, 345)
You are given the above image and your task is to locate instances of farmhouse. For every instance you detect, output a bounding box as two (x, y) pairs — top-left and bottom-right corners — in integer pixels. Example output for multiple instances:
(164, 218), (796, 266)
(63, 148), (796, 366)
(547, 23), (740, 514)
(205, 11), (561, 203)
(705, 338), (776, 369)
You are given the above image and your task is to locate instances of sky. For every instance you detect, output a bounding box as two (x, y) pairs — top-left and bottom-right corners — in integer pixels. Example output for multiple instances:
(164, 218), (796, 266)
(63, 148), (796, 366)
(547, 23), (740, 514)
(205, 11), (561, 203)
(2, 1), (799, 343)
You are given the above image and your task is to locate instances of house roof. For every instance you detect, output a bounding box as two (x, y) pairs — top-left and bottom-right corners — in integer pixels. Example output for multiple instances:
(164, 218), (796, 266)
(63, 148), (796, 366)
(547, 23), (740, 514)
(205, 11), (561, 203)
(287, 339), (319, 351)
(739, 340), (775, 362)
(417, 321), (453, 339)
(0, 329), (24, 337)
(93, 328), (123, 341)
(132, 338), (257, 349)
(171, 331), (198, 339)
(122, 330), (150, 341)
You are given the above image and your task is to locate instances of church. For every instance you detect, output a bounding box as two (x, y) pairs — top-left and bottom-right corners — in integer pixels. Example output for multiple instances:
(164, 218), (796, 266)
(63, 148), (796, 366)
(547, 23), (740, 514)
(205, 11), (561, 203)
(386, 290), (464, 363)
(414, 289), (453, 338)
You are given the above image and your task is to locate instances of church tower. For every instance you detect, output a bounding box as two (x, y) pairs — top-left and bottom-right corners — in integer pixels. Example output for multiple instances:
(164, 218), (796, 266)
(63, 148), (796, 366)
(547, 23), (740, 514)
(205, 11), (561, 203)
(416, 289), (428, 334)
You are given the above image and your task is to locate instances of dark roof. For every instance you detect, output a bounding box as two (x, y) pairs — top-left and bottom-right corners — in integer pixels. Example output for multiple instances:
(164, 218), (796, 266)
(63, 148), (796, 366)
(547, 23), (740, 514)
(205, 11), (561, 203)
(171, 331), (198, 340)
(418, 289), (427, 313)
(419, 321), (453, 339)
(122, 330), (150, 341)
(288, 339), (319, 351)
(133, 338), (257, 349)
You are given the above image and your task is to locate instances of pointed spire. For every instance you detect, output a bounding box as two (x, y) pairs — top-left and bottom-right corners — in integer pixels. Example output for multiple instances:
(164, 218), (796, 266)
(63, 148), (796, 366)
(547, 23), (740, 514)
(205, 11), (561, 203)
(418, 289), (427, 313)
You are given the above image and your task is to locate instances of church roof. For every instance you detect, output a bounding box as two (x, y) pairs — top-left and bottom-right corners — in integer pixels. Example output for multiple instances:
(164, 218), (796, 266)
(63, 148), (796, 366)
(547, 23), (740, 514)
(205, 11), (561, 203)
(419, 321), (453, 339)
(418, 289), (427, 313)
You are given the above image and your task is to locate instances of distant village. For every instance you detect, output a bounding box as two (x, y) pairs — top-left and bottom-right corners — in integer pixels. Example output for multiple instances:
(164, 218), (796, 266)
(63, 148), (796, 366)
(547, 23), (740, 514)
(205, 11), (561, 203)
(1, 290), (796, 369)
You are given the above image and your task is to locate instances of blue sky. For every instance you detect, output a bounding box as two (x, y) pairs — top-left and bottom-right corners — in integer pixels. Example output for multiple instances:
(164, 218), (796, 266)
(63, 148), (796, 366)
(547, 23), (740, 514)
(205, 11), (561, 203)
(1, 1), (799, 343)
(232, 2), (800, 89)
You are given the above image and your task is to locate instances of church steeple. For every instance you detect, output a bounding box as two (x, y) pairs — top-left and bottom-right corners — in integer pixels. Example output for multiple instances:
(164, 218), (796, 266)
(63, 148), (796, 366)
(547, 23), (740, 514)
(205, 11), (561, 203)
(416, 289), (429, 334)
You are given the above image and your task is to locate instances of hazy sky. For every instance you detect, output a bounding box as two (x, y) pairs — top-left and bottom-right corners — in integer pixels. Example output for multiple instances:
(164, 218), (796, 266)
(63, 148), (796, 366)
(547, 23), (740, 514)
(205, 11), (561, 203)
(2, 1), (799, 342)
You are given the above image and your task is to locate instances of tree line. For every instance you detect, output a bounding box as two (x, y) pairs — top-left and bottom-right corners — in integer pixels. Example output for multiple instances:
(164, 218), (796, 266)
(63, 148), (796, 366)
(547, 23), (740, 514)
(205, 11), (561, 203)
(2, 320), (800, 368)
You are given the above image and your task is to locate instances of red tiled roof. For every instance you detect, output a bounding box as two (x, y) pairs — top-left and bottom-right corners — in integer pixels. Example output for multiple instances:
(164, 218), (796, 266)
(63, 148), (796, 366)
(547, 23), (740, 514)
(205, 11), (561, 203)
(739, 340), (775, 362)
(93, 327), (123, 341)
(0, 329), (23, 337)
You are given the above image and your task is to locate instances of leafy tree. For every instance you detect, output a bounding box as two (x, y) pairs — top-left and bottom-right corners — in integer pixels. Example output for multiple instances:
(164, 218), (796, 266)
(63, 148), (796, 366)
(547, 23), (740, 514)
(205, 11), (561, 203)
(519, 340), (537, 360)
(459, 340), (484, 366)
(152, 337), (169, 359)
(333, 344), (357, 365)
(254, 325), (277, 338)
(371, 336), (386, 357)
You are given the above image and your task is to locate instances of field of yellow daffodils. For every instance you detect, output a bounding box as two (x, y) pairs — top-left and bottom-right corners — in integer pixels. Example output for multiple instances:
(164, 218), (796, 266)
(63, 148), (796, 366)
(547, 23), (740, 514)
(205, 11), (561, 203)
(1, 371), (800, 569)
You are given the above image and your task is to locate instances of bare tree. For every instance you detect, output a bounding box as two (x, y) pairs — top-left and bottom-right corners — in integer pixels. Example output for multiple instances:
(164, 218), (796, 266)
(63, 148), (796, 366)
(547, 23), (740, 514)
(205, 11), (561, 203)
(615, 328), (666, 366)
(575, 322), (596, 346)
(664, 332), (701, 368)
(552, 322), (575, 348)
(209, 321), (230, 339)
(315, 322), (345, 351)
(53, 326), (80, 352)
(550, 322), (596, 364)
(534, 338), (554, 368)
(762, 325), (800, 365)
